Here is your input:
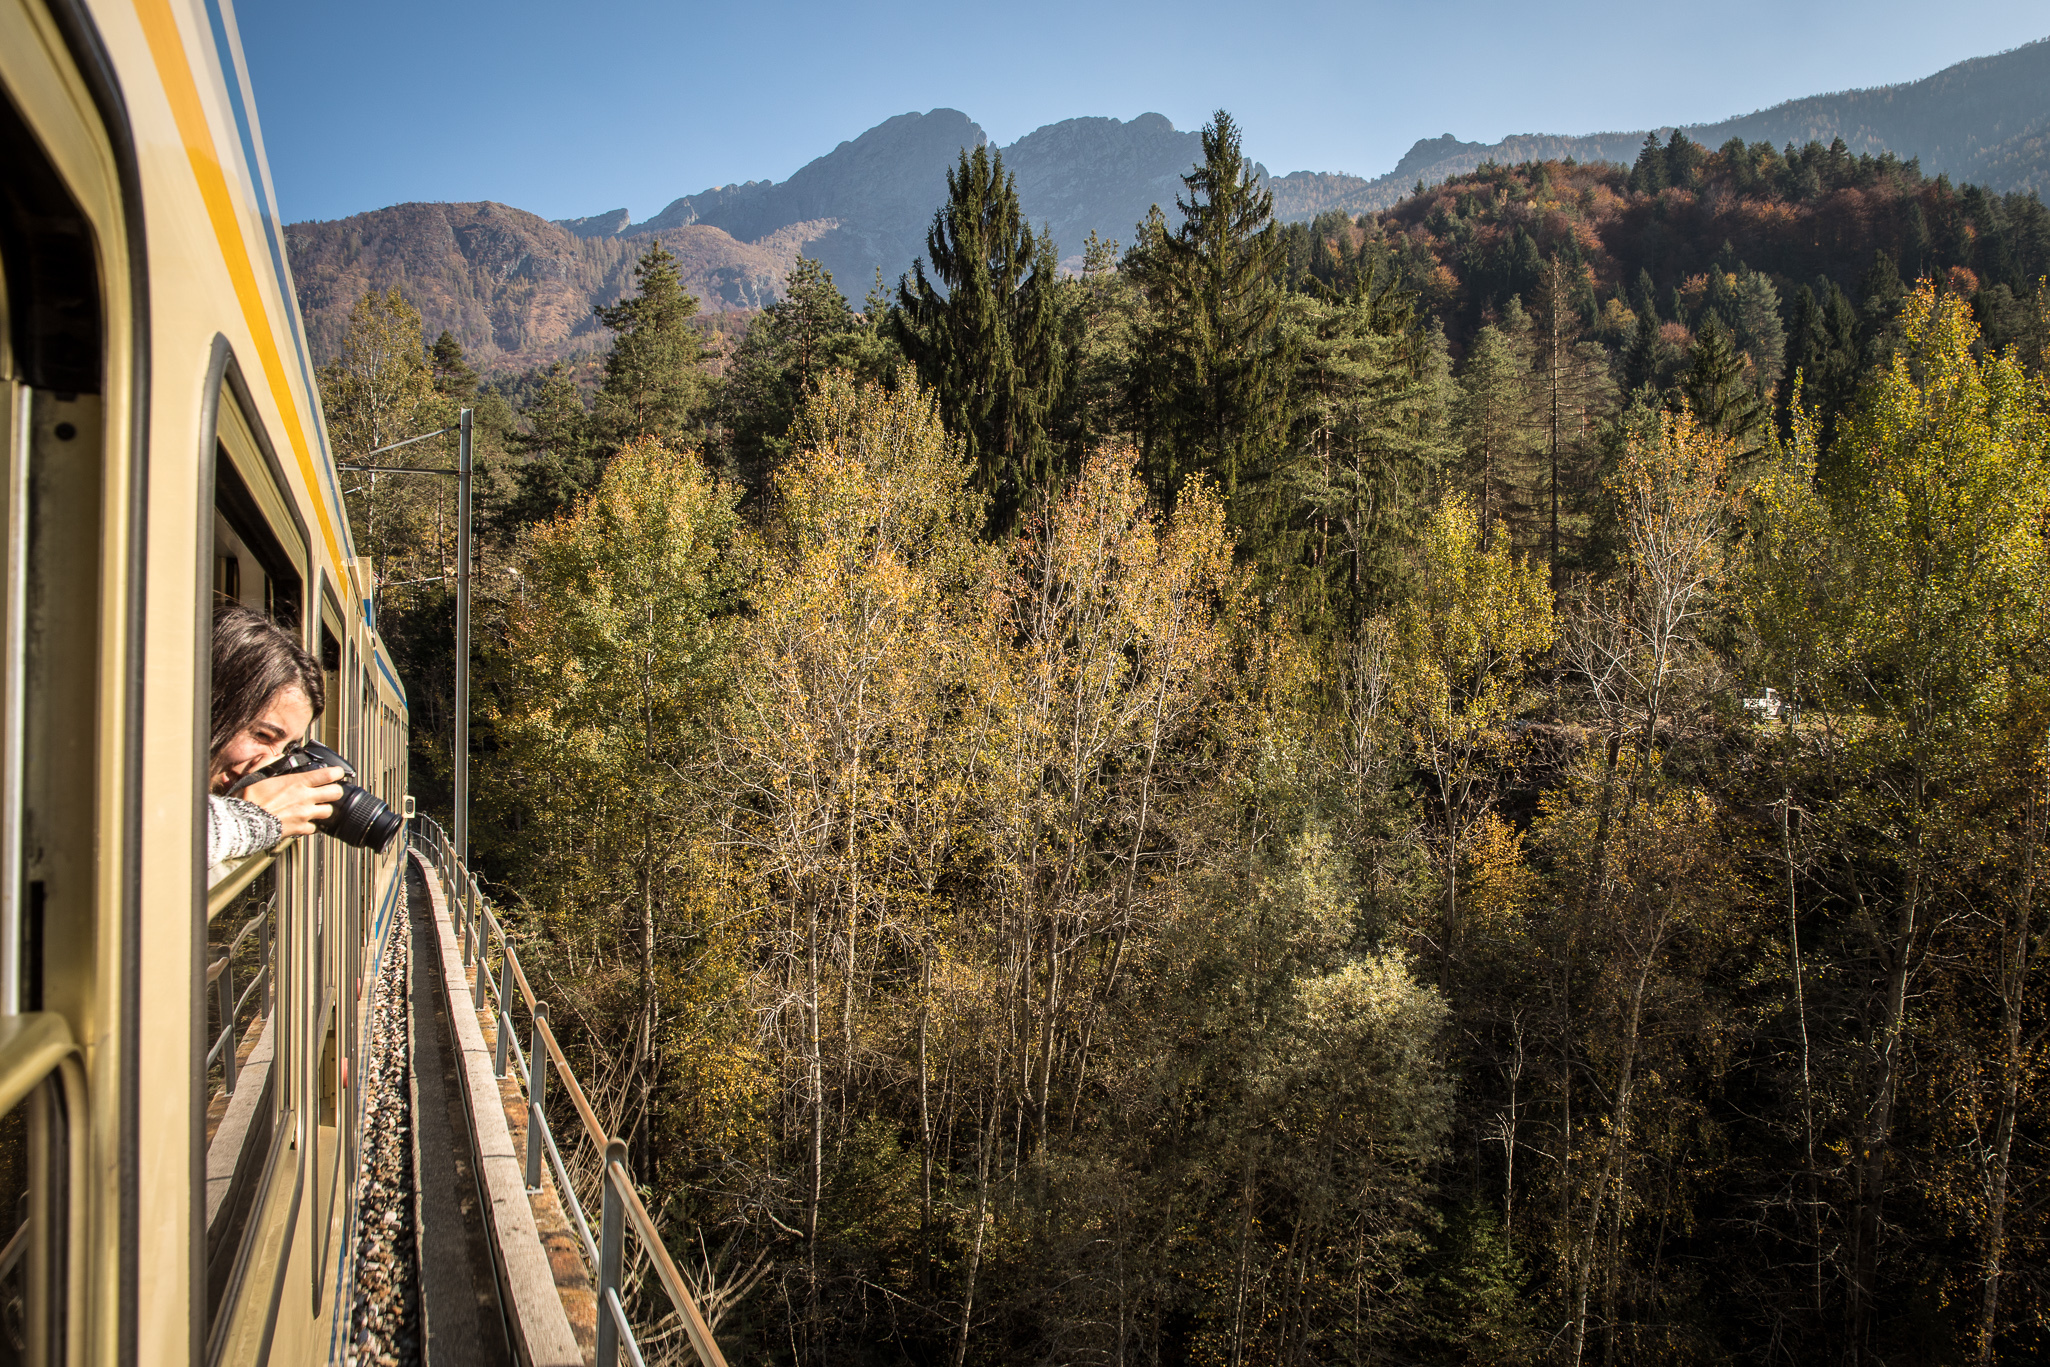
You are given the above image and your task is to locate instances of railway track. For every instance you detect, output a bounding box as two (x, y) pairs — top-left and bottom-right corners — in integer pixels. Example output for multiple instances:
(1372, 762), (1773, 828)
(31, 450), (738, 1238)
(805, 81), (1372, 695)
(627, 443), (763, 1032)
(348, 867), (514, 1367)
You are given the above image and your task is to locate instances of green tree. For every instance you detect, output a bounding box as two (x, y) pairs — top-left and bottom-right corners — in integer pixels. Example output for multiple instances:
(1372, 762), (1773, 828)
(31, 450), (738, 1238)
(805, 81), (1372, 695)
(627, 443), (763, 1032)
(894, 144), (1064, 533)
(594, 241), (710, 449)
(492, 434), (746, 1177)
(1746, 282), (2050, 1360)
(499, 361), (598, 530)
(1276, 264), (1453, 632)
(1455, 323), (1536, 548)
(1129, 109), (1288, 510)
(1683, 313), (1768, 454)
(721, 255), (861, 495)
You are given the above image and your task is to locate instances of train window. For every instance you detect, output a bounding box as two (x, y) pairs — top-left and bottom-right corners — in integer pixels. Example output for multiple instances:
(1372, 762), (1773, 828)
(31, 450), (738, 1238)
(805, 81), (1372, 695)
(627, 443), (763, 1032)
(200, 864), (277, 1332)
(213, 451), (301, 622)
(0, 1076), (72, 1366)
(199, 401), (308, 1355)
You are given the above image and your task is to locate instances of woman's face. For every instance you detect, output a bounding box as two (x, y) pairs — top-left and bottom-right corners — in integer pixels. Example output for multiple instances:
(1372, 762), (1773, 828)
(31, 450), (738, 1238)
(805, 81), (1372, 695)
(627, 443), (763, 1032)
(210, 686), (314, 794)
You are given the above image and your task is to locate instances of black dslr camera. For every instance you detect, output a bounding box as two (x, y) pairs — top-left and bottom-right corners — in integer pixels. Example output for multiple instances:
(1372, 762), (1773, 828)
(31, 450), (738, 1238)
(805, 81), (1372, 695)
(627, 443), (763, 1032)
(234, 739), (404, 853)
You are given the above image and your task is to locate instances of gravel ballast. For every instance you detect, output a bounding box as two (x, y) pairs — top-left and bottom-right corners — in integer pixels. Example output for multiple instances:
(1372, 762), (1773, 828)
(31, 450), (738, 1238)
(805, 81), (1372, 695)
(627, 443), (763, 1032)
(349, 908), (421, 1367)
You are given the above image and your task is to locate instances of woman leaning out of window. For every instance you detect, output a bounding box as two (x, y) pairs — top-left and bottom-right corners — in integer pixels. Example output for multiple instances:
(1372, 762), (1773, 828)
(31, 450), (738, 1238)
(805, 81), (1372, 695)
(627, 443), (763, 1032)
(205, 603), (346, 888)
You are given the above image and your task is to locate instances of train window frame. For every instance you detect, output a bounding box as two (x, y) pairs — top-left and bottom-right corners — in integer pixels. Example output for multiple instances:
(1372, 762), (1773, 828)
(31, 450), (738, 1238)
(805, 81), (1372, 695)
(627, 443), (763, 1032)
(0, 21), (141, 1362)
(308, 586), (346, 1307)
(195, 357), (311, 1361)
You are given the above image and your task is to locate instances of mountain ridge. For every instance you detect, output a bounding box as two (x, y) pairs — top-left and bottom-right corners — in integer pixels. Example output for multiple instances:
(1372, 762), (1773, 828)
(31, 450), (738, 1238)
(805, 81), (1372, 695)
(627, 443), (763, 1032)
(284, 36), (2049, 374)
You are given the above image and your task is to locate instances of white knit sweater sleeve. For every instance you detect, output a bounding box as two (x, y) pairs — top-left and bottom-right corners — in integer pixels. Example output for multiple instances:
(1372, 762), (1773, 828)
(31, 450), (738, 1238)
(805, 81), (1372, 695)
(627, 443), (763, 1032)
(207, 793), (282, 872)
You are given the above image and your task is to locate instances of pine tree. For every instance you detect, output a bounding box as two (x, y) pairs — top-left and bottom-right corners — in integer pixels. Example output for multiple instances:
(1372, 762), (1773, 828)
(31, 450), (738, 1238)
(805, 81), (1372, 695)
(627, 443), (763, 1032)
(1733, 269), (1787, 395)
(1457, 323), (1536, 549)
(1629, 133), (1667, 195)
(1665, 130), (1704, 189)
(721, 256), (860, 495)
(1129, 110), (1288, 512)
(1683, 315), (1766, 454)
(1623, 308), (1663, 397)
(1286, 262), (1452, 630)
(895, 144), (1064, 534)
(500, 361), (597, 530)
(1781, 280), (1865, 452)
(594, 242), (709, 449)
(1632, 268), (1661, 324)
(429, 328), (479, 402)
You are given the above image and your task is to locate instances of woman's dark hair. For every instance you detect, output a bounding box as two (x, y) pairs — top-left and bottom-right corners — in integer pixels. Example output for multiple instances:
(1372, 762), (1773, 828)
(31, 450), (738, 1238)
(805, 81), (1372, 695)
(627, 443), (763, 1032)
(210, 601), (324, 767)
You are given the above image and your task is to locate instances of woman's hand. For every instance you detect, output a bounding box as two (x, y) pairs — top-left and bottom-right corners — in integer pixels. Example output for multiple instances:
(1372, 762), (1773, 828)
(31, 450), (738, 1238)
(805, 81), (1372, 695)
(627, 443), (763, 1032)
(241, 766), (347, 838)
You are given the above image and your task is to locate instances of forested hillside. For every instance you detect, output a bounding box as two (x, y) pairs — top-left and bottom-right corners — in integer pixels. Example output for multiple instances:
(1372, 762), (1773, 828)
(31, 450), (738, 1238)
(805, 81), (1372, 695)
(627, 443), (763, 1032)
(326, 112), (2050, 1364)
(1277, 35), (2050, 216)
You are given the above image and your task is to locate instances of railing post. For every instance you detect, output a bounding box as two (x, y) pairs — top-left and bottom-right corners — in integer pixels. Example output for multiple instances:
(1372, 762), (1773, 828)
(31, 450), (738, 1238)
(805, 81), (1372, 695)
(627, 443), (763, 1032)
(596, 1136), (629, 1367)
(219, 960), (237, 1094)
(524, 1003), (549, 1191)
(493, 940), (514, 1078)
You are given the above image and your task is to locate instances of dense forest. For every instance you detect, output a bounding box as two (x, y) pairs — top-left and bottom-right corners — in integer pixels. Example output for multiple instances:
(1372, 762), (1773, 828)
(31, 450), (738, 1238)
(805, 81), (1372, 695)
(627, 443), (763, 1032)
(320, 115), (2050, 1364)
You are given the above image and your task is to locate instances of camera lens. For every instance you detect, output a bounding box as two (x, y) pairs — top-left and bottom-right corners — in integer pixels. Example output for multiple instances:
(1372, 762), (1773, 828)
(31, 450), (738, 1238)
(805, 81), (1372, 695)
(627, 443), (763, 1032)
(320, 781), (404, 853)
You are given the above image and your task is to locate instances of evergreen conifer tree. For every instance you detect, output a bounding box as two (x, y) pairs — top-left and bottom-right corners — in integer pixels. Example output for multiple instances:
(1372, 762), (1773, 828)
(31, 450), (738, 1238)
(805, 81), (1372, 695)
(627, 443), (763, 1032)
(1683, 315), (1765, 452)
(1623, 306), (1664, 396)
(1629, 133), (1667, 195)
(1283, 262), (1451, 629)
(1733, 270), (1787, 395)
(1632, 269), (1660, 325)
(1129, 110), (1288, 511)
(1665, 130), (1703, 188)
(594, 242), (709, 449)
(430, 328), (479, 401)
(895, 144), (1064, 534)
(1457, 323), (1536, 547)
(721, 256), (861, 495)
(501, 361), (597, 530)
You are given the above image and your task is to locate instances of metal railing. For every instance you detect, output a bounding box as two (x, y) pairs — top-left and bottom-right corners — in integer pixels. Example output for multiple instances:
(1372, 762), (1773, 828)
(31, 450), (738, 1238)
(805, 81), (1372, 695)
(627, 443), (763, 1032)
(409, 815), (730, 1367)
(204, 901), (272, 1096)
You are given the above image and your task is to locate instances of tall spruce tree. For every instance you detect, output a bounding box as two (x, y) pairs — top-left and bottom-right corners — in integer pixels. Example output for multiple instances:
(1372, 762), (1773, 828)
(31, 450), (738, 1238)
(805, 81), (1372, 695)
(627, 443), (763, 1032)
(1683, 314), (1766, 456)
(722, 256), (860, 495)
(1129, 109), (1288, 512)
(1286, 262), (1452, 631)
(595, 242), (709, 449)
(501, 361), (597, 530)
(1456, 323), (1536, 549)
(895, 144), (1064, 534)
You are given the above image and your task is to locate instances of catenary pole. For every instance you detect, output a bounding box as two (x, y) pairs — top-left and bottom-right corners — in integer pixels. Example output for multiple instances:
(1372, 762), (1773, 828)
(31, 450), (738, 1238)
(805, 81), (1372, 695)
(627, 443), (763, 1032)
(454, 407), (472, 877)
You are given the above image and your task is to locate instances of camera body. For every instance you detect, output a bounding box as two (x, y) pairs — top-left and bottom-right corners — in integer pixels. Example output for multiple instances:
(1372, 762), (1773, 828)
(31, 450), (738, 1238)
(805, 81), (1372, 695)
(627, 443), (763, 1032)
(234, 739), (404, 853)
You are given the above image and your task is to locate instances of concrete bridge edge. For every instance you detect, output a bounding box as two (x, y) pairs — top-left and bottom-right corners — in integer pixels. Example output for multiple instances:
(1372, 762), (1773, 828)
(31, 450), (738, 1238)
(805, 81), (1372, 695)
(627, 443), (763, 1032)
(410, 849), (585, 1367)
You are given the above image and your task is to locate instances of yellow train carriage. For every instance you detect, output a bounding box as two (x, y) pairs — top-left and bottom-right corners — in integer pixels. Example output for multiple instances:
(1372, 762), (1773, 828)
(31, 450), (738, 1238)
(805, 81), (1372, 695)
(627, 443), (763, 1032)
(0, 0), (409, 1362)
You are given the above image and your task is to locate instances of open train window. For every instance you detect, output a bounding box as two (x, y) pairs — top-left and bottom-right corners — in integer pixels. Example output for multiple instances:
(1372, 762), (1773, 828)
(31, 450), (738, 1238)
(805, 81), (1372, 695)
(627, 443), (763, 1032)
(212, 457), (300, 623)
(199, 394), (308, 1356)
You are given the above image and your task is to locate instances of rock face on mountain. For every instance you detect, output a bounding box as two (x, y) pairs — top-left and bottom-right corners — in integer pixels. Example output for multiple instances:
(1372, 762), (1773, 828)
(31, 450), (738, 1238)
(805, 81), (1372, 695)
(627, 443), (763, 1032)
(629, 109), (986, 296)
(285, 201), (833, 371)
(1002, 114), (1210, 264)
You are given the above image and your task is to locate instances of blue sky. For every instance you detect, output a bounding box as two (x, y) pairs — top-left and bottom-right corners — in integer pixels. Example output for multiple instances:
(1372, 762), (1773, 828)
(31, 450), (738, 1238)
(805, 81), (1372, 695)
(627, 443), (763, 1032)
(239, 0), (2050, 226)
